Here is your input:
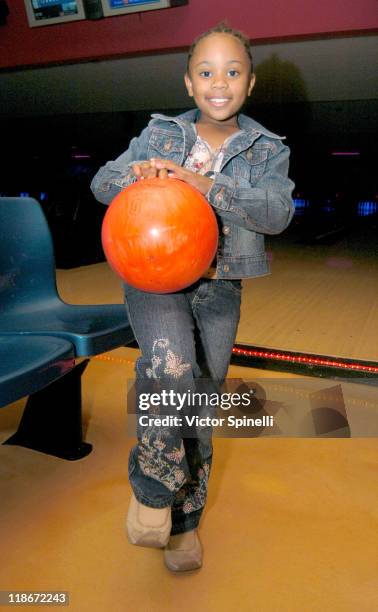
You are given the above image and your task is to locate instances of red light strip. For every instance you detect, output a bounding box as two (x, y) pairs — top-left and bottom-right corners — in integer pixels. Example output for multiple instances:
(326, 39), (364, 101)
(232, 347), (378, 373)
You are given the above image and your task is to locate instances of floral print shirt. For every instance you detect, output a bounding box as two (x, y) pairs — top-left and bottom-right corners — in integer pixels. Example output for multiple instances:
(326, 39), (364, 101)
(184, 132), (226, 176)
(184, 126), (241, 277)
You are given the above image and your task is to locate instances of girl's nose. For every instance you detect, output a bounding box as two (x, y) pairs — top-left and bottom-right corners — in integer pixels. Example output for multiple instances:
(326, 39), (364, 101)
(211, 74), (228, 89)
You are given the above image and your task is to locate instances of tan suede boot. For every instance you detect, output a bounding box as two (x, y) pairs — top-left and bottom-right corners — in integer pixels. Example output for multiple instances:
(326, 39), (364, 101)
(164, 529), (202, 572)
(126, 493), (171, 548)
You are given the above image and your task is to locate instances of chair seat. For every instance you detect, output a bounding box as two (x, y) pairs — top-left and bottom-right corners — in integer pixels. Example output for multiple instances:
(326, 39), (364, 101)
(1, 300), (134, 357)
(0, 335), (75, 408)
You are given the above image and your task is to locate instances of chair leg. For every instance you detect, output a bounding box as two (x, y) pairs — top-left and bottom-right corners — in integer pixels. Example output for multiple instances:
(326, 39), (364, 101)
(3, 360), (92, 460)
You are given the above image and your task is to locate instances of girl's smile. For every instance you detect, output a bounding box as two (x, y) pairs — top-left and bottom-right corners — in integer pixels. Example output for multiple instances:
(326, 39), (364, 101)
(207, 97), (232, 107)
(185, 33), (255, 127)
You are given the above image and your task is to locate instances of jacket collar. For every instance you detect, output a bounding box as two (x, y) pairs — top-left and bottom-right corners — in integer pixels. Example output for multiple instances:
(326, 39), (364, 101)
(151, 109), (285, 140)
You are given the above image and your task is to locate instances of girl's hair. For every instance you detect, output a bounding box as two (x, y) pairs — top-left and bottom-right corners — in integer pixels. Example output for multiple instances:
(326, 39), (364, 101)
(187, 22), (254, 74)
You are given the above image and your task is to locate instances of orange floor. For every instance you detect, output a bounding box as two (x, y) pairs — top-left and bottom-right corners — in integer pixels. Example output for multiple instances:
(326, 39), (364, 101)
(0, 246), (377, 611)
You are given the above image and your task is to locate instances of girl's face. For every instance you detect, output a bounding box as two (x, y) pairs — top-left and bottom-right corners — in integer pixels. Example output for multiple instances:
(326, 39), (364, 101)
(185, 33), (255, 126)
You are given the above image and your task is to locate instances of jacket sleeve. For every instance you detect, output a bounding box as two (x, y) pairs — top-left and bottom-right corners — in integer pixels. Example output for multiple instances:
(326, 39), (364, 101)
(207, 142), (295, 235)
(90, 126), (150, 205)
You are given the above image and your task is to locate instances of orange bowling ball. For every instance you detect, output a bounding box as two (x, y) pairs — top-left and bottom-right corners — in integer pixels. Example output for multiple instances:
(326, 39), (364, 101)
(101, 177), (219, 293)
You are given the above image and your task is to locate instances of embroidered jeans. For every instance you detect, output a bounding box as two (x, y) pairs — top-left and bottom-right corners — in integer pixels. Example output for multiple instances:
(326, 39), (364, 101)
(124, 277), (241, 535)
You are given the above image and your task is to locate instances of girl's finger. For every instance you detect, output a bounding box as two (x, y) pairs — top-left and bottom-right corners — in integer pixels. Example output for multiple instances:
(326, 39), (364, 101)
(158, 168), (168, 179)
(155, 159), (179, 170)
(147, 167), (157, 178)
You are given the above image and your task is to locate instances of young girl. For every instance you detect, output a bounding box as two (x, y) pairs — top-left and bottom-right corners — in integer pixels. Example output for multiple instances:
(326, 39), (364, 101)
(91, 23), (295, 572)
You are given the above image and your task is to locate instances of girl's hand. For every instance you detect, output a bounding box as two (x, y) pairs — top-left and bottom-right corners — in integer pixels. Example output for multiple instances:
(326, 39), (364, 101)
(132, 159), (168, 180)
(153, 159), (214, 196)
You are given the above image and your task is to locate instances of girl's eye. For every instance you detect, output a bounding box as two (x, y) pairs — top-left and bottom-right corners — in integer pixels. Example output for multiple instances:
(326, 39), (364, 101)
(199, 71), (212, 78)
(228, 69), (239, 77)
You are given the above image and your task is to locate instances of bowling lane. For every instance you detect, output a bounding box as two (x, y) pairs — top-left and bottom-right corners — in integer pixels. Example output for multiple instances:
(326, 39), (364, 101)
(236, 198), (378, 362)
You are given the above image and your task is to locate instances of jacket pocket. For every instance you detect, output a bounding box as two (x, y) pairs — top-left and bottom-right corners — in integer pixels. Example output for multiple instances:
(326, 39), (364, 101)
(147, 130), (184, 160)
(232, 144), (270, 184)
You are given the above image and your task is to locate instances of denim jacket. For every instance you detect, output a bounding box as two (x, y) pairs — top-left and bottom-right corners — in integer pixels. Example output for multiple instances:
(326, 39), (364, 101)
(90, 109), (295, 279)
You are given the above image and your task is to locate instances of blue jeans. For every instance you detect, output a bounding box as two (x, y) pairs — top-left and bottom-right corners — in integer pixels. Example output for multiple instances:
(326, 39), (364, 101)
(124, 278), (241, 535)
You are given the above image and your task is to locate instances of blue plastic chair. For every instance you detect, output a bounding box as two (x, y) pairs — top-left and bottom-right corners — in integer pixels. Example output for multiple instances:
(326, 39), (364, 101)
(0, 335), (74, 408)
(0, 196), (134, 459)
(0, 197), (134, 354)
